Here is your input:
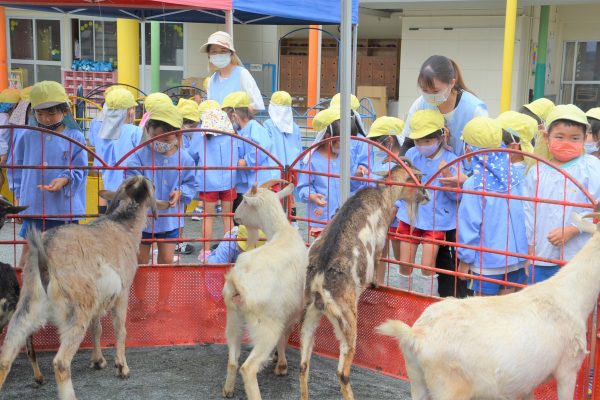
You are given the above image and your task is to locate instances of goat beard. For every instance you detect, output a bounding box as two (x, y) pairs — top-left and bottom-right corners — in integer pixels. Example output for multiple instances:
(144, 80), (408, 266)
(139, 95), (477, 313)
(245, 226), (260, 249)
(406, 202), (418, 228)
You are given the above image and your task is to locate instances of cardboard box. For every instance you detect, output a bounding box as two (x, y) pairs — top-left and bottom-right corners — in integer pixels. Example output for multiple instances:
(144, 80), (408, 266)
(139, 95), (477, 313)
(357, 85), (388, 123)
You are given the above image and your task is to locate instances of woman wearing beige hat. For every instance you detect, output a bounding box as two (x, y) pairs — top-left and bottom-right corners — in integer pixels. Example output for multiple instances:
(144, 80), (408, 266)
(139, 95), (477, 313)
(200, 31), (264, 111)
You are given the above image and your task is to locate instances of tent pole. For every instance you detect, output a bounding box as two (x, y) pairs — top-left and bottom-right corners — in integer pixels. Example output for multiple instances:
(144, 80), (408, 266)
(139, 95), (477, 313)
(533, 5), (549, 100)
(500, 0), (518, 112)
(351, 23), (357, 94)
(307, 25), (321, 128)
(151, 21), (160, 92)
(225, 10), (233, 39)
(339, 0), (352, 205)
(117, 19), (140, 95)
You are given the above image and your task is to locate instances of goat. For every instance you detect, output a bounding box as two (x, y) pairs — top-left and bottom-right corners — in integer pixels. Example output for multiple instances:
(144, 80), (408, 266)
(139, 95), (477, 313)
(378, 206), (600, 400)
(299, 163), (429, 400)
(0, 197), (43, 385)
(0, 176), (169, 400)
(222, 179), (308, 400)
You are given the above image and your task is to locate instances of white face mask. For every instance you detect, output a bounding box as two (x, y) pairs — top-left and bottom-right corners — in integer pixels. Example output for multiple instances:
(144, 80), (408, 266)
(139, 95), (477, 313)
(421, 86), (451, 106)
(210, 53), (232, 69)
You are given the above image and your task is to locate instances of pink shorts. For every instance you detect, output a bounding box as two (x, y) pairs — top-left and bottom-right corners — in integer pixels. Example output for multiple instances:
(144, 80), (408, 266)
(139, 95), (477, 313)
(390, 221), (446, 245)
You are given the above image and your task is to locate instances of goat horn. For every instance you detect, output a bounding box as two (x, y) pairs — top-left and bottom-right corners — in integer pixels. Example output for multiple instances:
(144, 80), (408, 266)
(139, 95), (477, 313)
(250, 182), (258, 195)
(0, 196), (14, 208)
(260, 179), (289, 189)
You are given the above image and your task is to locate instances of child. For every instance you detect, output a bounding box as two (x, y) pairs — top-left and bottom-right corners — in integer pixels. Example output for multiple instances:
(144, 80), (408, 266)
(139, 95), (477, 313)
(221, 91), (275, 211)
(7, 81), (88, 268)
(496, 110), (538, 170)
(395, 110), (459, 296)
(93, 87), (142, 214)
(263, 91), (302, 222)
(0, 88), (21, 190)
(365, 116), (405, 284)
(207, 224), (266, 264)
(189, 107), (239, 262)
(177, 98), (201, 153)
(585, 107), (600, 158)
(458, 116), (528, 295)
(125, 95), (196, 312)
(297, 107), (364, 229)
(520, 97), (555, 129)
(524, 104), (600, 284)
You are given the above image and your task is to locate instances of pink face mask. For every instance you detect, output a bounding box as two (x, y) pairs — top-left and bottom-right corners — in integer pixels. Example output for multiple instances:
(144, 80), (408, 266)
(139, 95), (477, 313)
(549, 140), (583, 162)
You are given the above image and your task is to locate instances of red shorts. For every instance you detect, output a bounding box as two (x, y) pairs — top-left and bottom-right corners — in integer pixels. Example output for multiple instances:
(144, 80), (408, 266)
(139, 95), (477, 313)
(198, 188), (237, 202)
(390, 221), (445, 245)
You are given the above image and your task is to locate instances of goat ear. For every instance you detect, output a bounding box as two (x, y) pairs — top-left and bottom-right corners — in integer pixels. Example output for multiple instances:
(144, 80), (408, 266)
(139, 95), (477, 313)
(8, 205), (28, 214)
(250, 183), (258, 195)
(99, 190), (117, 201)
(277, 183), (295, 200)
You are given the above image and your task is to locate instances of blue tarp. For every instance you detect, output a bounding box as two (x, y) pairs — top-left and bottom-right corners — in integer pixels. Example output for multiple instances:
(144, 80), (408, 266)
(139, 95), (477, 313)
(2, 1), (359, 25)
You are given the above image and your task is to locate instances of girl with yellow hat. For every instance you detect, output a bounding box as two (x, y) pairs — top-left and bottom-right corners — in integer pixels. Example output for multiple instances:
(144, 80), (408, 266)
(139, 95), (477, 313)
(7, 81), (88, 268)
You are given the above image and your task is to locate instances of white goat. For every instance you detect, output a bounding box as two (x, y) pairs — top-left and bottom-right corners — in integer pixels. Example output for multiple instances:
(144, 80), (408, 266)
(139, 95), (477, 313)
(222, 179), (308, 400)
(299, 164), (429, 400)
(378, 210), (600, 400)
(0, 176), (168, 400)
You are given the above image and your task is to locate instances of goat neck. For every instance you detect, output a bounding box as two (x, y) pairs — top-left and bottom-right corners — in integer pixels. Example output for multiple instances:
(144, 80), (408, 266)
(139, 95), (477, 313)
(259, 203), (290, 240)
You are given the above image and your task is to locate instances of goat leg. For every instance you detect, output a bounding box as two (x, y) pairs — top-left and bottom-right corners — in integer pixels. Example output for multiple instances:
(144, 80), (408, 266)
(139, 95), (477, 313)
(334, 306), (357, 400)
(274, 323), (294, 376)
(222, 296), (243, 398)
(112, 294), (130, 379)
(239, 322), (280, 400)
(89, 317), (107, 370)
(26, 334), (44, 385)
(299, 304), (322, 400)
(53, 325), (88, 400)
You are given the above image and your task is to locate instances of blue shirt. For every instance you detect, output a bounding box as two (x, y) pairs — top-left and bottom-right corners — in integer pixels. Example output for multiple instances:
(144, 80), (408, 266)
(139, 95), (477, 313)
(236, 119), (276, 194)
(207, 228), (242, 264)
(396, 147), (459, 231)
(125, 145), (197, 233)
(93, 123), (142, 191)
(458, 173), (528, 271)
(88, 117), (102, 147)
(189, 133), (239, 193)
(263, 119), (302, 167)
(208, 66), (242, 105)
(8, 127), (88, 220)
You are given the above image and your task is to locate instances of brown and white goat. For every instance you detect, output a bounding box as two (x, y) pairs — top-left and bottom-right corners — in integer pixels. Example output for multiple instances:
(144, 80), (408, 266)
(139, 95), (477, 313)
(0, 197), (43, 385)
(299, 163), (429, 400)
(0, 176), (168, 400)
(378, 207), (600, 400)
(222, 180), (308, 400)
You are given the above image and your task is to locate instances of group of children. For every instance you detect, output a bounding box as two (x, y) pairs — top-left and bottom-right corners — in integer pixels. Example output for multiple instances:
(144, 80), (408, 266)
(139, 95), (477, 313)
(1, 79), (599, 300)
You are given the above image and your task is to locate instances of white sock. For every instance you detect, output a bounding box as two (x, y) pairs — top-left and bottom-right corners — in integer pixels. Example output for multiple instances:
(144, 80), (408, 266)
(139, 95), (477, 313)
(398, 273), (412, 291)
(417, 273), (439, 296)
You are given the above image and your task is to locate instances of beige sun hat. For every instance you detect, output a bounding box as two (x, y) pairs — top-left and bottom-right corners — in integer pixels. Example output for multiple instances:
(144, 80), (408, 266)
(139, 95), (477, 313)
(200, 31), (236, 53)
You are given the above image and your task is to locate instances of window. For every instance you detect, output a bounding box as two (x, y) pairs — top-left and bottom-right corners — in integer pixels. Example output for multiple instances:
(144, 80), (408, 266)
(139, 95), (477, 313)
(140, 22), (185, 92)
(77, 20), (117, 64)
(8, 18), (62, 86)
(561, 41), (600, 110)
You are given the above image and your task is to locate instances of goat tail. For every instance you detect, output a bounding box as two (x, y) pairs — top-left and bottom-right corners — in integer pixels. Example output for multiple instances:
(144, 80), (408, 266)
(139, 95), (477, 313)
(308, 273), (344, 322)
(377, 319), (418, 352)
(26, 228), (49, 292)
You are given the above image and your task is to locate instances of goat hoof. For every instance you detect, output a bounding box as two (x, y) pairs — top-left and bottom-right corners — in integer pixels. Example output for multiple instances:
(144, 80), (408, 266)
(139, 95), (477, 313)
(89, 357), (107, 370)
(115, 364), (130, 379)
(221, 386), (235, 398)
(31, 375), (45, 387)
(369, 282), (379, 289)
(274, 363), (288, 376)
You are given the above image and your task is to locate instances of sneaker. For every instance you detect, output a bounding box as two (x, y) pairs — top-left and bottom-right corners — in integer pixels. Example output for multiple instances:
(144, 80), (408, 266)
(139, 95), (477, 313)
(175, 242), (195, 255)
(198, 249), (212, 263)
(216, 204), (223, 214)
(191, 206), (203, 221)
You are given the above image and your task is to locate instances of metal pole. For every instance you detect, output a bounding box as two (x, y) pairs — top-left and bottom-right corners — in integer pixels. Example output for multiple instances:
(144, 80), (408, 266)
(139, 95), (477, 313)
(225, 10), (234, 39)
(533, 5), (549, 99)
(339, 0), (352, 204)
(351, 23), (358, 94)
(500, 0), (518, 112)
(151, 21), (160, 93)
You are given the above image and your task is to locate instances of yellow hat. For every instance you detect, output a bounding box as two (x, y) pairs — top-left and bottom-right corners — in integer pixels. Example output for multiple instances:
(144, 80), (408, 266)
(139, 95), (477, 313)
(545, 104), (589, 128)
(177, 98), (201, 122)
(149, 101), (183, 129)
(221, 91), (250, 109)
(0, 88), (21, 104)
(586, 107), (600, 122)
(367, 116), (405, 138)
(19, 86), (33, 101)
(496, 110), (537, 154)
(237, 225), (267, 251)
(408, 109), (444, 139)
(30, 81), (69, 110)
(144, 92), (172, 113)
(330, 93), (360, 111)
(105, 88), (137, 110)
(523, 98), (555, 122)
(461, 116), (502, 149)
(270, 91), (292, 106)
(312, 107), (340, 132)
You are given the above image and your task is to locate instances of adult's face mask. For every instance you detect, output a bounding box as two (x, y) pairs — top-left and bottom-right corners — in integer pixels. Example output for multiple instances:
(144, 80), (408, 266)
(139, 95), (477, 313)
(421, 86), (451, 106)
(210, 53), (232, 69)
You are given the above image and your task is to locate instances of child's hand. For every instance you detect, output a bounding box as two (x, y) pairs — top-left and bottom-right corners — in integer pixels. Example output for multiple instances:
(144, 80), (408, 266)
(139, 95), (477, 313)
(457, 261), (471, 280)
(354, 166), (368, 177)
(438, 163), (467, 188)
(309, 193), (327, 207)
(168, 190), (182, 208)
(547, 226), (579, 247)
(237, 159), (247, 167)
(38, 177), (69, 192)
